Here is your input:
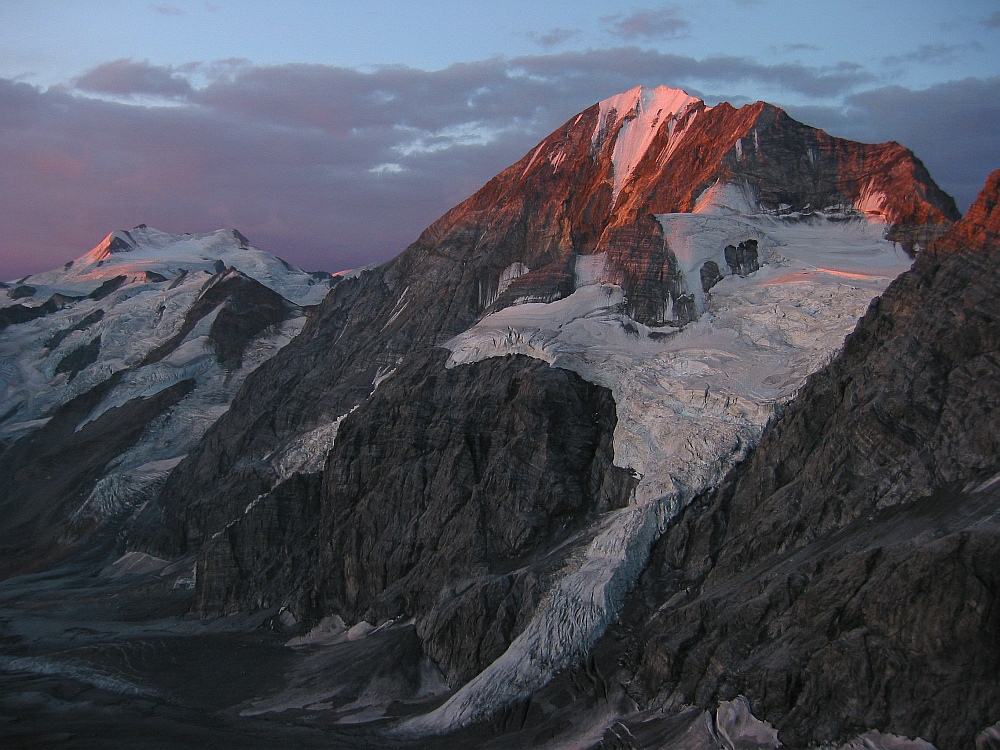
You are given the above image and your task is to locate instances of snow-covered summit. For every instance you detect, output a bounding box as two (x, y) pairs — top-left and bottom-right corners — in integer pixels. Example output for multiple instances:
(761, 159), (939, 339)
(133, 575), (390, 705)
(15, 225), (332, 307)
(594, 85), (704, 201)
(595, 85), (701, 125)
(0, 224), (333, 548)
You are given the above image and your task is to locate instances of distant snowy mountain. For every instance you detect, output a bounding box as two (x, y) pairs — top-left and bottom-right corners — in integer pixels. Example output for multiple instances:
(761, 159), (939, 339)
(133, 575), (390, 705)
(0, 226), (334, 573)
(10, 224), (332, 305)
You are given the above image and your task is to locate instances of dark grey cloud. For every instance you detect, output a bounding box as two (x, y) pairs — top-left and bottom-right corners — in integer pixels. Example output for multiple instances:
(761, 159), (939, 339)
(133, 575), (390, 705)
(72, 59), (194, 99)
(529, 28), (582, 48)
(602, 7), (691, 40)
(1, 53), (995, 280)
(883, 43), (984, 66)
(512, 48), (874, 98)
(983, 11), (1000, 28)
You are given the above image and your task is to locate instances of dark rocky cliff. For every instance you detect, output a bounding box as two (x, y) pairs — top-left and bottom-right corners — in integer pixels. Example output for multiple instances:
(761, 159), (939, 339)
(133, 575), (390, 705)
(191, 350), (636, 684)
(614, 170), (1000, 749)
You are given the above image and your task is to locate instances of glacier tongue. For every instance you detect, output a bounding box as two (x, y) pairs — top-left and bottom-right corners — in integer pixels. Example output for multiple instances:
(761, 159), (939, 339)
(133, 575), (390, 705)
(404, 497), (672, 733)
(433, 210), (912, 732)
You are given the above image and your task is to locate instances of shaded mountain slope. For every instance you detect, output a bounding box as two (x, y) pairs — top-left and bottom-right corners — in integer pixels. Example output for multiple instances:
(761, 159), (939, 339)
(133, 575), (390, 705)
(617, 170), (1000, 749)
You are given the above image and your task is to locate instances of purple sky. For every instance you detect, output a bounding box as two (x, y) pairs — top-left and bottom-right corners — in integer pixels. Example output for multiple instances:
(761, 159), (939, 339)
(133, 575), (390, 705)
(2, 1), (999, 279)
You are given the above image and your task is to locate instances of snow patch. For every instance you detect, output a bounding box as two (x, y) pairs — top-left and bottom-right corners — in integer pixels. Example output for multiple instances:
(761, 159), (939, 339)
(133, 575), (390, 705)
(593, 86), (702, 201)
(72, 457), (183, 525)
(856, 181), (893, 223)
(481, 262), (530, 309)
(693, 179), (760, 215)
(273, 411), (354, 480)
(573, 252), (606, 287)
(384, 286), (410, 329)
(715, 696), (781, 750)
(100, 551), (172, 578)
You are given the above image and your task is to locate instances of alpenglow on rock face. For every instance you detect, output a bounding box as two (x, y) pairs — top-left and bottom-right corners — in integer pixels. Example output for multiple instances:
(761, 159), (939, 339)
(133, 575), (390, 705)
(3, 87), (989, 749)
(121, 86), (960, 732)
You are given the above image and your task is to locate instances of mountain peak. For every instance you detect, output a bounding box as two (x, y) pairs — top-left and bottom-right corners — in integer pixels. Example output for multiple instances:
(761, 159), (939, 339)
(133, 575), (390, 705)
(596, 85), (702, 118)
(18, 226), (331, 307)
(932, 168), (1000, 255)
(594, 86), (704, 201)
(86, 229), (138, 263)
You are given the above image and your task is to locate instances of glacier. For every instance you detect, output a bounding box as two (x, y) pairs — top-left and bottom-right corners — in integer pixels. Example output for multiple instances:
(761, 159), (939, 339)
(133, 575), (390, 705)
(431, 202), (912, 731)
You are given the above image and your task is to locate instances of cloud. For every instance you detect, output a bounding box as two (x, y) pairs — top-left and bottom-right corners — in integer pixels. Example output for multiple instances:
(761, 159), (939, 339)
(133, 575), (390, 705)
(1, 53), (995, 280)
(511, 48), (874, 98)
(782, 43), (821, 53)
(151, 4), (184, 15)
(72, 59), (193, 100)
(528, 28), (581, 49)
(983, 11), (1000, 28)
(602, 7), (691, 41)
(883, 43), (984, 66)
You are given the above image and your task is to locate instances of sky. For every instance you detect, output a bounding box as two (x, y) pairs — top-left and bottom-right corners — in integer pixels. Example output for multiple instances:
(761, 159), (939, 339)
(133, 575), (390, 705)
(1, 1), (999, 279)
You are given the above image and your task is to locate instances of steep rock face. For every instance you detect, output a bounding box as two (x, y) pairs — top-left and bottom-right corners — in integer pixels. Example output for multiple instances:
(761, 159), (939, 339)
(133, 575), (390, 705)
(620, 170), (1000, 749)
(193, 351), (635, 685)
(601, 214), (693, 325)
